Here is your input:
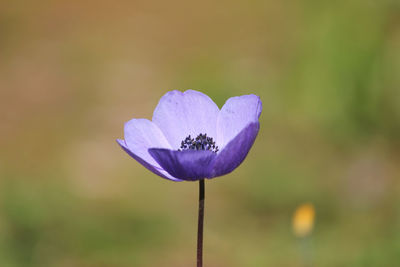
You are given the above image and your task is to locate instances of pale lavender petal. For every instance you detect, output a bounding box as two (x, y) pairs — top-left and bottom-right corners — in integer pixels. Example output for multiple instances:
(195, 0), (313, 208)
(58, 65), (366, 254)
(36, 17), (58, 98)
(148, 148), (217, 181)
(117, 139), (182, 182)
(216, 94), (262, 148)
(124, 118), (172, 168)
(210, 122), (260, 178)
(152, 90), (220, 149)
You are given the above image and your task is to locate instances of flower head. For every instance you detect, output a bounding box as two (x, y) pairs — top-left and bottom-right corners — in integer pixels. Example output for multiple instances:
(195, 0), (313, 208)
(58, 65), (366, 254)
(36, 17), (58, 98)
(117, 90), (262, 181)
(292, 203), (315, 238)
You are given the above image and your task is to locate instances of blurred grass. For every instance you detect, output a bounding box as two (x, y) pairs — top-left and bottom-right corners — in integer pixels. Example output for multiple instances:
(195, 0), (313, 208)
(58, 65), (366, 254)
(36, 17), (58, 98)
(0, 0), (400, 266)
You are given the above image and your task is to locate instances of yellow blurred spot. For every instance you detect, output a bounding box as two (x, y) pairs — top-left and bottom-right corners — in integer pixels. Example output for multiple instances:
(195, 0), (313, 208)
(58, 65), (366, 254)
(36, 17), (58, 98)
(292, 203), (315, 238)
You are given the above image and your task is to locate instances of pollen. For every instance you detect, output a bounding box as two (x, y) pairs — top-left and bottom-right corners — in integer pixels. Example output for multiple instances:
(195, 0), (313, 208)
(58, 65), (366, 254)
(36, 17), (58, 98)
(179, 133), (219, 153)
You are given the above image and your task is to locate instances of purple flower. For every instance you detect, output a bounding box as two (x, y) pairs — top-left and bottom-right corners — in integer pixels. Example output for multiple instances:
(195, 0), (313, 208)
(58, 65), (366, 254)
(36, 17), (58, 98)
(117, 90), (262, 181)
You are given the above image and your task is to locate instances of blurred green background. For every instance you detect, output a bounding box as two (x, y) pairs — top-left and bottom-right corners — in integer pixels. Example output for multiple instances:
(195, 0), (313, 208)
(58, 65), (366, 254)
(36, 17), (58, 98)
(1, 0), (400, 266)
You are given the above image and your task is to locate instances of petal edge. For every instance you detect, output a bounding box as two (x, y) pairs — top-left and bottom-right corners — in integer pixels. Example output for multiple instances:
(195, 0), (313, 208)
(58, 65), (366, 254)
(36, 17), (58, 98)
(210, 122), (260, 178)
(124, 118), (172, 168)
(217, 94), (262, 148)
(152, 90), (220, 149)
(117, 139), (182, 182)
(148, 148), (217, 181)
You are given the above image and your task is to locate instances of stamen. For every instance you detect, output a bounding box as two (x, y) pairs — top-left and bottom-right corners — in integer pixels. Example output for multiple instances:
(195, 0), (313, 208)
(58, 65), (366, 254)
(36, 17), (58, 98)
(179, 133), (219, 153)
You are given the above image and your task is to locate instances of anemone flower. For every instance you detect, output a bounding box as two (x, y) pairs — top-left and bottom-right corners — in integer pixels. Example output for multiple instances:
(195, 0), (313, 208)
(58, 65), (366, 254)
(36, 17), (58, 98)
(117, 90), (262, 267)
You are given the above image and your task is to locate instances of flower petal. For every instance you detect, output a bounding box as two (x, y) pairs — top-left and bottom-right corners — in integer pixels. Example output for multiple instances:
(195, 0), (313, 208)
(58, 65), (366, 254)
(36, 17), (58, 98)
(217, 94), (262, 148)
(210, 122), (260, 178)
(148, 149), (217, 181)
(152, 90), (220, 149)
(117, 139), (182, 182)
(124, 118), (172, 167)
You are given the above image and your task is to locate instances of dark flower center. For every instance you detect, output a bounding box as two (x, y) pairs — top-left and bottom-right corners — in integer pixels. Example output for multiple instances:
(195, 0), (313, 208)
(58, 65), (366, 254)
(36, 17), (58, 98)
(179, 133), (219, 153)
